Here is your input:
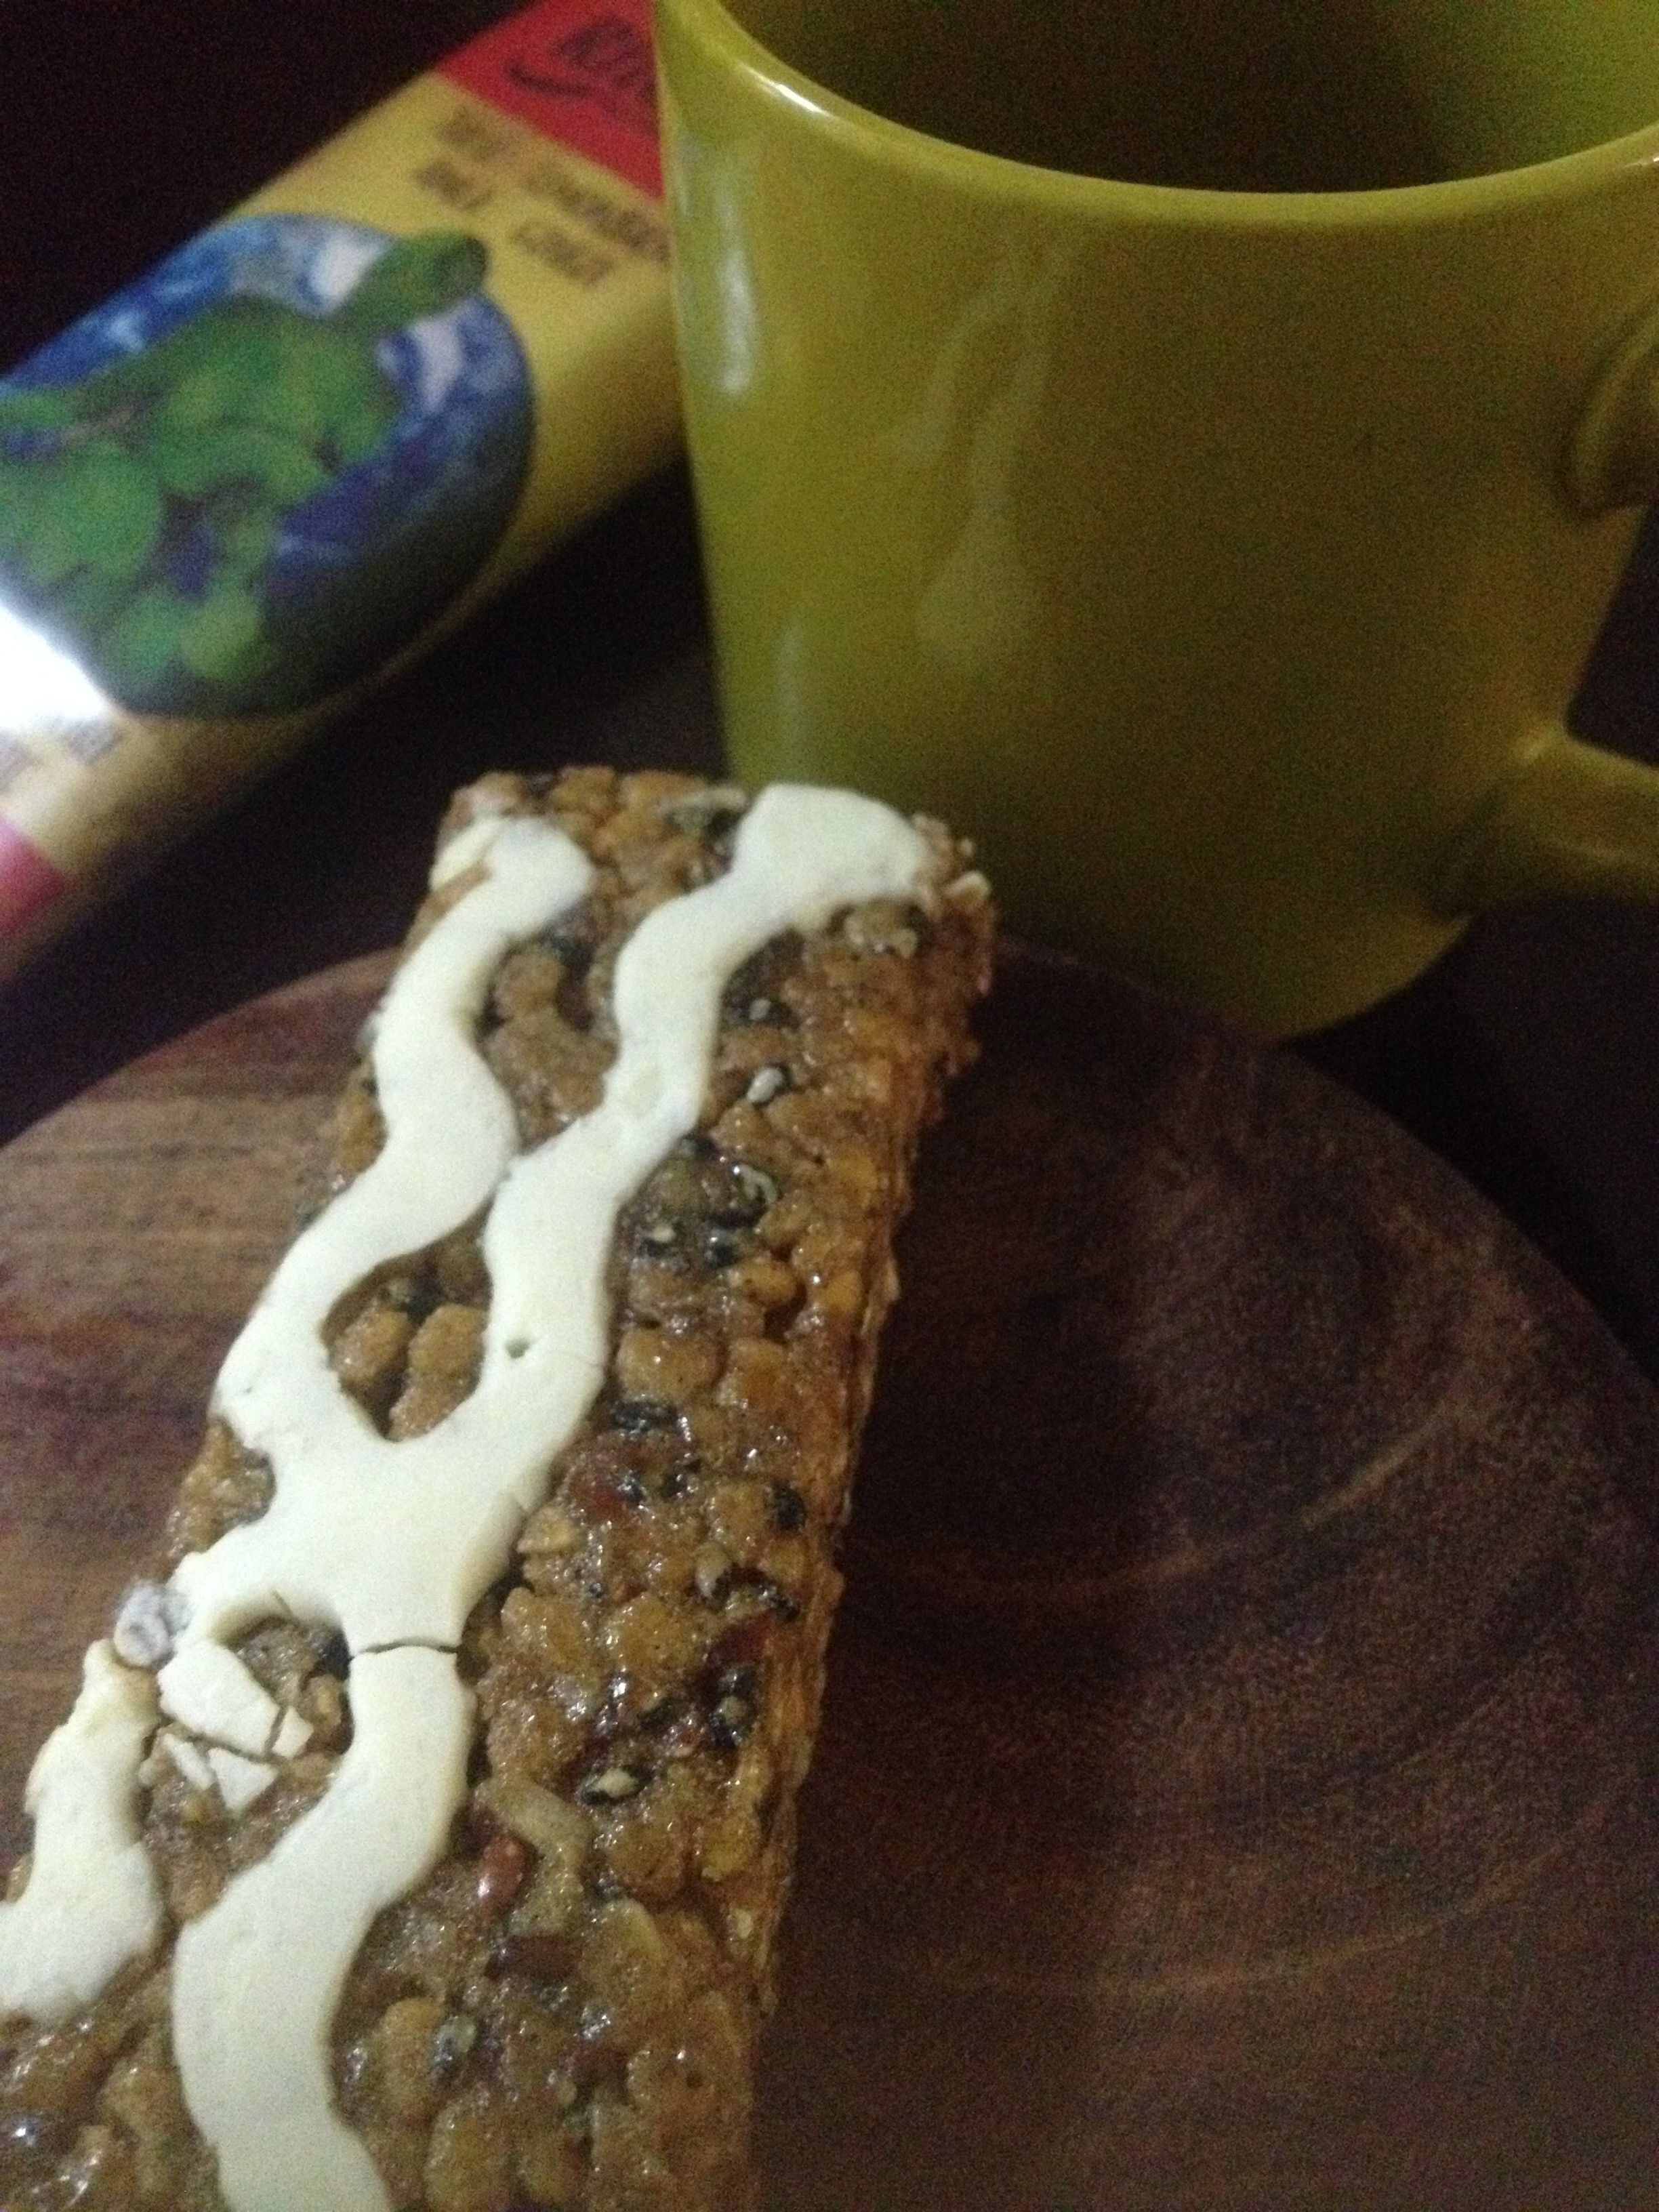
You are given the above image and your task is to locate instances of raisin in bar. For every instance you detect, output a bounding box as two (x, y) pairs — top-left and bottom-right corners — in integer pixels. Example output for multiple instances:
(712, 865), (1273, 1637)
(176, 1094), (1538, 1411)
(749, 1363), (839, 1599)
(0, 768), (994, 2212)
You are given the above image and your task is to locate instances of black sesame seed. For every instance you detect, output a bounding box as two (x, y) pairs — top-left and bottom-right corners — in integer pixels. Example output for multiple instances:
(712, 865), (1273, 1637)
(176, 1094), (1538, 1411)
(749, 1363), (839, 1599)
(769, 1482), (807, 1532)
(706, 1160), (778, 1227)
(611, 1397), (679, 1437)
(639, 1694), (694, 1736)
(388, 1273), (444, 1324)
(659, 1456), (700, 1499)
(750, 1575), (802, 1622)
(539, 917), (598, 970)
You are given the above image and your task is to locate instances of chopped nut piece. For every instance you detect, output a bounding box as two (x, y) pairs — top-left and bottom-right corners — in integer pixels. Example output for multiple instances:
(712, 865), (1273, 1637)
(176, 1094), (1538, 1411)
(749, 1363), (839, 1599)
(613, 1324), (722, 1408)
(478, 1774), (590, 1866)
(330, 1298), (416, 1423)
(369, 1996), (452, 2125)
(388, 1303), (486, 1439)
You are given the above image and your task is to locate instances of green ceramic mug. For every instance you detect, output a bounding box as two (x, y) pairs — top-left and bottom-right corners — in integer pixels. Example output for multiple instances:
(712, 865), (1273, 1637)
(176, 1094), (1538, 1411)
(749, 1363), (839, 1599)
(653, 0), (1659, 1035)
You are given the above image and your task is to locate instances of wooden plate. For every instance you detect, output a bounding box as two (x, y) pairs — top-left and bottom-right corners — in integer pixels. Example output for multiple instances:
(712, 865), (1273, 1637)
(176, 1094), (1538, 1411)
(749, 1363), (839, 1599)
(1, 946), (1656, 2211)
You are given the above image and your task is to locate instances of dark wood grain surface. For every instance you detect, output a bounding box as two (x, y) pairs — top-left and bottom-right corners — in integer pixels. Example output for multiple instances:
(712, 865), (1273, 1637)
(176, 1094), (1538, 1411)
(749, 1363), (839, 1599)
(5, 12), (1659, 2205)
(1, 945), (1657, 2209)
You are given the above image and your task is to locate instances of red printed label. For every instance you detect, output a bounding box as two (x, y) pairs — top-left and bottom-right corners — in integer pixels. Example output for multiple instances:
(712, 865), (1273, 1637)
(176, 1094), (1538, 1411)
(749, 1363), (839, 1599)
(440, 0), (662, 199)
(0, 819), (66, 943)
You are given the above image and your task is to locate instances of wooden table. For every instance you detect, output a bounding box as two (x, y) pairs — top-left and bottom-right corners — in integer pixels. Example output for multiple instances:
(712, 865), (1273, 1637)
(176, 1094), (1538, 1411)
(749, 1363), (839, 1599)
(4, 11), (1659, 2208)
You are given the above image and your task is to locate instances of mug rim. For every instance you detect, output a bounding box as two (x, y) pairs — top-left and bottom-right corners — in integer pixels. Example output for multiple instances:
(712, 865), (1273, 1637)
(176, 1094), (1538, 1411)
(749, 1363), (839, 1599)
(653, 0), (1659, 225)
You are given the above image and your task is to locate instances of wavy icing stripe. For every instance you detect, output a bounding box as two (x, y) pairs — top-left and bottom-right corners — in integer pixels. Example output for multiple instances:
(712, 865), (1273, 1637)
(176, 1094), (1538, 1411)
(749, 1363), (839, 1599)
(0, 783), (935, 2212)
(0, 1644), (161, 2022)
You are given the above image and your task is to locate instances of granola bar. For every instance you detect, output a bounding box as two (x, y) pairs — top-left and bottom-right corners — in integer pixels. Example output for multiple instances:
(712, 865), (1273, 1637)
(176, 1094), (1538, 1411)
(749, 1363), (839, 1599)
(0, 766), (994, 2212)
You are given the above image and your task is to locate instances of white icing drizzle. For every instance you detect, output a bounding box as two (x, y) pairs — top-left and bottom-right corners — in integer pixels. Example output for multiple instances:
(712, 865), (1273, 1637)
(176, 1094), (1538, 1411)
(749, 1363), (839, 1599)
(0, 1643), (161, 2023)
(206, 1748), (278, 1816)
(161, 1733), (216, 1794)
(176, 1650), (473, 2212)
(171, 813), (598, 1656)
(0, 785), (935, 2211)
(159, 1640), (285, 1756)
(272, 1706), (313, 1759)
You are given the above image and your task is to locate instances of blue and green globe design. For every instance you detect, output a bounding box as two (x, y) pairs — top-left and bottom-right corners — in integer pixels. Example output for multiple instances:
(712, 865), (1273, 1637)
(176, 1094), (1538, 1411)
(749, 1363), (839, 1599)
(0, 215), (533, 716)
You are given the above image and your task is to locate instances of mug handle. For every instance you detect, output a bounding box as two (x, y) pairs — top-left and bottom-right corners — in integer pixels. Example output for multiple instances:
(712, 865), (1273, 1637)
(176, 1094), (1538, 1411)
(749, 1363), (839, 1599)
(1433, 308), (1659, 916)
(1435, 729), (1659, 912)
